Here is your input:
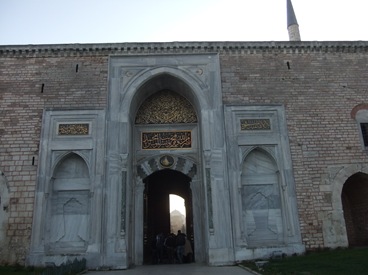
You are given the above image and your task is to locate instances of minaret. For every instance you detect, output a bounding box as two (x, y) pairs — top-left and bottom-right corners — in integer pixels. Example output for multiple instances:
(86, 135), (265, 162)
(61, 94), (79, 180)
(287, 0), (301, 41)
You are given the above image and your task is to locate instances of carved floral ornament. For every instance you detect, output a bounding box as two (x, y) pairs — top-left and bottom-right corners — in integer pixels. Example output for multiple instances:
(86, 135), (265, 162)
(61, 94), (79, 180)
(135, 90), (197, 124)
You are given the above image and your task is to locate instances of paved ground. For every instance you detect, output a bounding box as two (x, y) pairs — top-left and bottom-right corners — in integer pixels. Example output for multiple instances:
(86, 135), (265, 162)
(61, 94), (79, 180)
(86, 263), (256, 275)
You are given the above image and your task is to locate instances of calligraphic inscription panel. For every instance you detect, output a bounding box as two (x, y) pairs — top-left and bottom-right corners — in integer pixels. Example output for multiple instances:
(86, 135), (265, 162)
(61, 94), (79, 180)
(58, 123), (89, 136)
(240, 119), (271, 131)
(142, 131), (191, 149)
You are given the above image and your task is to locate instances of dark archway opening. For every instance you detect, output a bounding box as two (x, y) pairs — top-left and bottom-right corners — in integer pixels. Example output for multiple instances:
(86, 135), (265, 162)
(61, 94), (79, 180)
(342, 172), (368, 247)
(143, 169), (194, 264)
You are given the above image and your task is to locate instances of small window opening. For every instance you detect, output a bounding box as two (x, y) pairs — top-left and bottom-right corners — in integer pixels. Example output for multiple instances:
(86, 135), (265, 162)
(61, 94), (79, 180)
(76, 64), (79, 73)
(361, 123), (368, 147)
(286, 61), (291, 70)
(32, 156), (35, 166)
(169, 194), (186, 234)
(41, 83), (44, 93)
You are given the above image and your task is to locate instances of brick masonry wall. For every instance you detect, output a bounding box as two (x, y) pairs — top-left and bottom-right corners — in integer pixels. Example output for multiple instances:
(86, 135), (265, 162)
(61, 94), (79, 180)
(0, 53), (108, 263)
(341, 173), (368, 246)
(1, 42), (368, 263)
(220, 48), (368, 249)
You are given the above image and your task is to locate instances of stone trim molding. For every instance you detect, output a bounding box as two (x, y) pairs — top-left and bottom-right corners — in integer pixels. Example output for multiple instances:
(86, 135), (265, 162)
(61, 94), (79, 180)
(330, 163), (368, 212)
(2, 41), (368, 57)
(351, 103), (368, 119)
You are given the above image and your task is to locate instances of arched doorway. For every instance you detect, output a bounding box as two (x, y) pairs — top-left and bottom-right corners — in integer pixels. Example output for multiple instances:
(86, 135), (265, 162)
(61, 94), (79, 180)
(143, 169), (194, 264)
(105, 54), (222, 267)
(132, 84), (205, 265)
(342, 172), (368, 246)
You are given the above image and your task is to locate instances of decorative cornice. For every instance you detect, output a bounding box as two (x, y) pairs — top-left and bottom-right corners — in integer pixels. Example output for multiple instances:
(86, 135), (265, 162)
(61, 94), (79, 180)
(1, 41), (368, 57)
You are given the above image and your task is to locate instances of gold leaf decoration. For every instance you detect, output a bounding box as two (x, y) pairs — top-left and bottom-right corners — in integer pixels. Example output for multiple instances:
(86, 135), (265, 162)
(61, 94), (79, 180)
(240, 119), (271, 131)
(135, 90), (197, 124)
(142, 131), (191, 150)
(58, 123), (89, 135)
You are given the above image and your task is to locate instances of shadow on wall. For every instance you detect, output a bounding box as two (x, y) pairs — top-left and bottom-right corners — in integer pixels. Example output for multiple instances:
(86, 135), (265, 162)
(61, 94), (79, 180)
(0, 170), (14, 264)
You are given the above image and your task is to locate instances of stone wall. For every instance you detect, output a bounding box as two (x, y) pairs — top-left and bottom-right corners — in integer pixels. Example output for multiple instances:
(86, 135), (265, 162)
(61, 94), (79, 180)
(220, 46), (368, 249)
(1, 41), (368, 264)
(0, 53), (108, 264)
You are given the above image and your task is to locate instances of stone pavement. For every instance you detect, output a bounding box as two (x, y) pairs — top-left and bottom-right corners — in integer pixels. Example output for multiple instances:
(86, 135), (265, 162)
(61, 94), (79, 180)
(86, 263), (256, 275)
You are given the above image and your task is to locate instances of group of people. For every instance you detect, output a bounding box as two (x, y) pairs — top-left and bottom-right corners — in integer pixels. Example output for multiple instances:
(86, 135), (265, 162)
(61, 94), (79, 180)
(152, 230), (193, 264)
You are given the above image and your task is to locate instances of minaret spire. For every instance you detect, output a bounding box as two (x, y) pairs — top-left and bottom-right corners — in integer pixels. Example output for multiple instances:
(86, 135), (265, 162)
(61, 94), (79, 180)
(287, 0), (301, 41)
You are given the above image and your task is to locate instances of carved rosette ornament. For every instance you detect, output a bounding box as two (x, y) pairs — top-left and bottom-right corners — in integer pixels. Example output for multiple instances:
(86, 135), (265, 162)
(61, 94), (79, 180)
(135, 90), (197, 124)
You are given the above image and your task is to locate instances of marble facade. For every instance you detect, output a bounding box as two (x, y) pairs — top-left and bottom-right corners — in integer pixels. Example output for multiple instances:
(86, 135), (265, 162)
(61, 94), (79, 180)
(27, 53), (304, 268)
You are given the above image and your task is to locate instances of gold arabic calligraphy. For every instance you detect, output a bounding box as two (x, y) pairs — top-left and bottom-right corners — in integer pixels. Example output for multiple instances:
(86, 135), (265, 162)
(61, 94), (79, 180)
(142, 131), (192, 149)
(240, 119), (271, 131)
(58, 123), (89, 135)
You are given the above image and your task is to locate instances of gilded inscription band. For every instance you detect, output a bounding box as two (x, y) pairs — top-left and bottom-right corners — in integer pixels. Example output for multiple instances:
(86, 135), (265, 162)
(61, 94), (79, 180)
(58, 123), (89, 135)
(240, 119), (271, 131)
(142, 131), (192, 150)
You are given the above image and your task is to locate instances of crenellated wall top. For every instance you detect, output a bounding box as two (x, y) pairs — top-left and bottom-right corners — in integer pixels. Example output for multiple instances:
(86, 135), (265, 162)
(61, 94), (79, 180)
(1, 41), (368, 57)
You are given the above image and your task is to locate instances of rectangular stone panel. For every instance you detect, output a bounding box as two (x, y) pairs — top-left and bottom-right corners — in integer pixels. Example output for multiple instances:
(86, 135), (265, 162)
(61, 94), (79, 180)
(240, 119), (271, 131)
(58, 123), (90, 136)
(141, 131), (192, 149)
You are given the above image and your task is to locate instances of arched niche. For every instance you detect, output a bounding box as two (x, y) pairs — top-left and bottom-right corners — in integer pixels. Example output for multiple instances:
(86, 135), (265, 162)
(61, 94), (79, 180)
(241, 148), (284, 246)
(46, 153), (91, 254)
(322, 163), (368, 248)
(123, 69), (210, 125)
(341, 172), (368, 246)
(142, 169), (193, 264)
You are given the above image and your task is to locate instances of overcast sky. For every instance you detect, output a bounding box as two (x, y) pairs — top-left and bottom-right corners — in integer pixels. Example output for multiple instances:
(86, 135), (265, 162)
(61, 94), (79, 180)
(0, 0), (367, 45)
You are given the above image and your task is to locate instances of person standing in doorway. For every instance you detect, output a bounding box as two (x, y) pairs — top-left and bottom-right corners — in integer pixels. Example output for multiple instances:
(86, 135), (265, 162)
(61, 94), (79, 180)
(176, 230), (186, 264)
(184, 236), (193, 263)
(164, 233), (176, 264)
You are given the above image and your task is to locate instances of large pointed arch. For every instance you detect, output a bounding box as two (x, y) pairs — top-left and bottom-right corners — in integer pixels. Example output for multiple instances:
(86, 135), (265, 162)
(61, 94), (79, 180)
(323, 163), (368, 248)
(331, 164), (368, 212)
(120, 67), (211, 123)
(342, 172), (368, 246)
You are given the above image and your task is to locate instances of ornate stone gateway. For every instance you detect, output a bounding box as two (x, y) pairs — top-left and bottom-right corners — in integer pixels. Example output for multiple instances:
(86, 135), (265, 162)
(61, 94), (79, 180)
(104, 53), (229, 267)
(134, 90), (198, 263)
(28, 53), (304, 269)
